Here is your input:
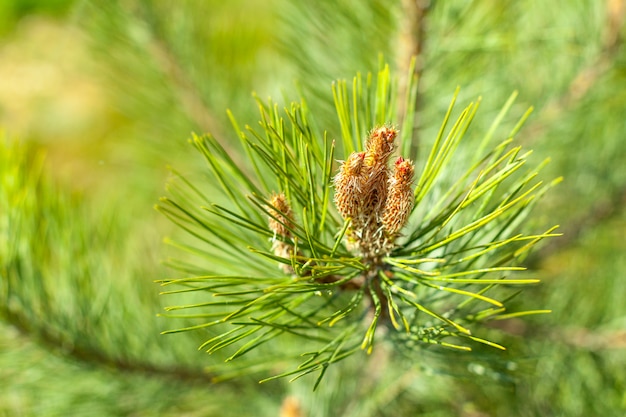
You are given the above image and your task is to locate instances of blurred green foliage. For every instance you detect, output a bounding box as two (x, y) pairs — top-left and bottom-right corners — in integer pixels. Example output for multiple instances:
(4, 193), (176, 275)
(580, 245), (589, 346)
(0, 0), (75, 35)
(1, 0), (625, 416)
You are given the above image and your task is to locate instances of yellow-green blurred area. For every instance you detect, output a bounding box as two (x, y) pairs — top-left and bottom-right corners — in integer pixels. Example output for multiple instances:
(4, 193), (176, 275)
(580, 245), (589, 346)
(1, 0), (625, 416)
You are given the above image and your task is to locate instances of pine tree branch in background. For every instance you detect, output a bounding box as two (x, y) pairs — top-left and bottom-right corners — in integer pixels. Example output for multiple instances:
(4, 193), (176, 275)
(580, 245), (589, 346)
(523, 0), (625, 143)
(528, 184), (626, 268)
(522, 0), (626, 267)
(396, 0), (430, 146)
(148, 37), (221, 137)
(1, 307), (214, 384)
(0, 139), (221, 387)
(556, 327), (626, 350)
(138, 1), (222, 137)
(490, 308), (626, 350)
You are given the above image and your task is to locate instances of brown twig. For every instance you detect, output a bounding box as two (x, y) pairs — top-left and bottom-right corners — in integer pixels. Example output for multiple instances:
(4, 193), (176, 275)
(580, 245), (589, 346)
(396, 0), (430, 141)
(557, 327), (626, 350)
(490, 319), (626, 351)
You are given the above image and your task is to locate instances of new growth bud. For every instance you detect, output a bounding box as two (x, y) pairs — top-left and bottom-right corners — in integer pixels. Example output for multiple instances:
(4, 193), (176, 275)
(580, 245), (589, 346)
(333, 151), (366, 221)
(365, 126), (397, 167)
(267, 193), (296, 273)
(333, 126), (415, 260)
(383, 157), (415, 240)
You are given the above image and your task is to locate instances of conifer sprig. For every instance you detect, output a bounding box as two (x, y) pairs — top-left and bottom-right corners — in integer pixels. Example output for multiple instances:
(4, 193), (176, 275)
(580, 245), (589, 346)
(157, 61), (560, 384)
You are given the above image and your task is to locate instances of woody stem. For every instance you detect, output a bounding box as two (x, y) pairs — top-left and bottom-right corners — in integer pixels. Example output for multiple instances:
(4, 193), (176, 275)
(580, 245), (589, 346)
(364, 258), (390, 322)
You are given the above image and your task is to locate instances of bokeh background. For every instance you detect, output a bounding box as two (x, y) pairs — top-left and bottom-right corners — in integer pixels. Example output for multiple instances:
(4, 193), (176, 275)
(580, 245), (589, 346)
(1, 1), (625, 416)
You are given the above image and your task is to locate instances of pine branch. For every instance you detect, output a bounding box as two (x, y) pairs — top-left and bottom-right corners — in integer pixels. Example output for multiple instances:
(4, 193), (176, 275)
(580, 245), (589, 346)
(133, 1), (224, 137)
(1, 307), (215, 384)
(0, 139), (220, 386)
(147, 33), (220, 136)
(4, 2), (622, 414)
(396, 0), (430, 144)
(158, 63), (559, 384)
